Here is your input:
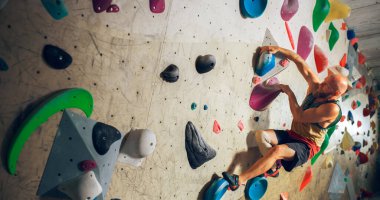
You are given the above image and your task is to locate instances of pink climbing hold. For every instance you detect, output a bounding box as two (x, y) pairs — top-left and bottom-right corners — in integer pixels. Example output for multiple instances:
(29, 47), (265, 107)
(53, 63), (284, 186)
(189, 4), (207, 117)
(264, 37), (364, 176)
(297, 26), (314, 60)
(285, 21), (295, 50)
(280, 59), (289, 67)
(357, 120), (362, 128)
(106, 4), (120, 13)
(213, 120), (221, 134)
(92, 0), (112, 13)
(281, 0), (299, 21)
(299, 166), (312, 191)
(238, 120), (244, 131)
(79, 160), (97, 171)
(314, 45), (328, 73)
(249, 77), (281, 111)
(150, 0), (165, 13)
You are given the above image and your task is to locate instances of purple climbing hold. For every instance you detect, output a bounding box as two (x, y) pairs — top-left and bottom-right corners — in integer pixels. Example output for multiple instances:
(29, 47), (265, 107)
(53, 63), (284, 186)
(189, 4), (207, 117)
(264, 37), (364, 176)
(78, 160), (97, 171)
(281, 0), (299, 21)
(297, 26), (314, 60)
(150, 0), (165, 13)
(92, 0), (112, 13)
(106, 4), (120, 13)
(249, 77), (281, 111)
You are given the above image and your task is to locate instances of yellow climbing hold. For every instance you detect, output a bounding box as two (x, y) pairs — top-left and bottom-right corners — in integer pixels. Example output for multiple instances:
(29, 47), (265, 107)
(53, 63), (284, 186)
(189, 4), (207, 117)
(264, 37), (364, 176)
(325, 0), (351, 22)
(340, 127), (354, 151)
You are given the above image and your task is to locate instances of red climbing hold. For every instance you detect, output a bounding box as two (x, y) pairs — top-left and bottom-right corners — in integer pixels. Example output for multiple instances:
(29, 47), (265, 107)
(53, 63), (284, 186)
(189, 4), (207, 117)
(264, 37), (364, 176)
(340, 22), (347, 30)
(280, 59), (289, 67)
(358, 52), (366, 64)
(150, 0), (165, 13)
(314, 45), (328, 73)
(106, 4), (120, 13)
(350, 38), (359, 46)
(79, 160), (97, 171)
(213, 120), (221, 134)
(357, 152), (368, 164)
(357, 120), (362, 128)
(299, 166), (312, 191)
(339, 53), (347, 67)
(285, 21), (295, 50)
(340, 115), (346, 122)
(363, 108), (370, 117)
(238, 120), (244, 131)
(252, 76), (262, 84)
(351, 100), (358, 110)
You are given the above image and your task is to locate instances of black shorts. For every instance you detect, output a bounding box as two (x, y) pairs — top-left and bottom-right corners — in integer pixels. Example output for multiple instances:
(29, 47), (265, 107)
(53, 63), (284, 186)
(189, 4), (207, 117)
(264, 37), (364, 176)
(274, 130), (310, 172)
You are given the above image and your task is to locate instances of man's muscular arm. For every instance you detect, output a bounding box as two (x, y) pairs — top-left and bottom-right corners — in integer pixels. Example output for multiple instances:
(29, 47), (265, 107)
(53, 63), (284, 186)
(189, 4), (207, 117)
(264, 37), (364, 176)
(261, 46), (320, 92)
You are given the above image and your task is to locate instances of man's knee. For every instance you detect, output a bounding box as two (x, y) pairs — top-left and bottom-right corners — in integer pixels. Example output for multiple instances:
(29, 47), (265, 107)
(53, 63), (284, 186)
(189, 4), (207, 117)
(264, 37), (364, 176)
(267, 145), (289, 159)
(255, 130), (269, 143)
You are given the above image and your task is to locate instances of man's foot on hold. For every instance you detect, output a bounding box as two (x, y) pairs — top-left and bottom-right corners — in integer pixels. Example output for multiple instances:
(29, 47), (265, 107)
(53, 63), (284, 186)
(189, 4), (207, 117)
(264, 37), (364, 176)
(265, 160), (282, 178)
(222, 172), (240, 191)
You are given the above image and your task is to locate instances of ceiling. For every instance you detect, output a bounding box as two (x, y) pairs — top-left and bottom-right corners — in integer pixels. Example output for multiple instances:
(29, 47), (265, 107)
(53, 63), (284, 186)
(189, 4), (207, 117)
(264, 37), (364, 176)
(343, 0), (380, 89)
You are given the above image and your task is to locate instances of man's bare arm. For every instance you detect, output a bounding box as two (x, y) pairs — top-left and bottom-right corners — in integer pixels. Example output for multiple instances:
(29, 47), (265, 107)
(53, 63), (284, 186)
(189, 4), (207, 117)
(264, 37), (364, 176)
(261, 46), (320, 92)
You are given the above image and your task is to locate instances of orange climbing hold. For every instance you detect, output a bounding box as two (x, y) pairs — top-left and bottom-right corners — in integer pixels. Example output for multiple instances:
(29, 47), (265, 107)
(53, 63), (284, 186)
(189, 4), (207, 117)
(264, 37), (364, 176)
(340, 22), (347, 30)
(339, 54), (347, 67)
(358, 52), (366, 64)
(314, 45), (328, 73)
(213, 120), (221, 134)
(299, 166), (312, 191)
(340, 115), (346, 122)
(350, 37), (359, 45)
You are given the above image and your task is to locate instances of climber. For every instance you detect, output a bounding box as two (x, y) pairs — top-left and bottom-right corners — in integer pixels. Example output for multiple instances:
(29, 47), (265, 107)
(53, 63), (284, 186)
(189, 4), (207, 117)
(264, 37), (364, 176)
(222, 46), (349, 191)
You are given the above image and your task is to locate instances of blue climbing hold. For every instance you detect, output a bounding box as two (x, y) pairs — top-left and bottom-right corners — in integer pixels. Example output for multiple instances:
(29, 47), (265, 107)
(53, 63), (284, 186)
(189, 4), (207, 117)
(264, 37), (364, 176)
(347, 29), (355, 40)
(244, 176), (268, 200)
(204, 105), (208, 110)
(191, 103), (197, 110)
(204, 178), (229, 200)
(255, 52), (275, 77)
(348, 110), (354, 125)
(41, 0), (69, 20)
(0, 58), (8, 71)
(240, 0), (268, 18)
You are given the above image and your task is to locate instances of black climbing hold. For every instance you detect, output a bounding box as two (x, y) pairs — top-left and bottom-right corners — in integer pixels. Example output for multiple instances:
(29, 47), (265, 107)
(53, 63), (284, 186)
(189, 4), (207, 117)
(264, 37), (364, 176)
(254, 117), (259, 122)
(0, 57), (8, 71)
(42, 44), (72, 70)
(92, 122), (121, 155)
(185, 121), (216, 169)
(160, 64), (179, 83)
(195, 55), (216, 74)
(353, 43), (358, 51)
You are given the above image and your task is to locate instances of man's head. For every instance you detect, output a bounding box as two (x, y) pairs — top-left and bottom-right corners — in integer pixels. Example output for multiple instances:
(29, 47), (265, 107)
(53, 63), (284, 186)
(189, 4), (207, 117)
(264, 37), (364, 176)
(317, 73), (349, 99)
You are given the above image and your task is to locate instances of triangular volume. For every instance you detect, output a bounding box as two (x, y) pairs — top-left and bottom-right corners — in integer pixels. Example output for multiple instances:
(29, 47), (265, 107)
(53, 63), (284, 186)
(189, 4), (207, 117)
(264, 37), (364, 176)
(328, 163), (346, 195)
(299, 166), (313, 191)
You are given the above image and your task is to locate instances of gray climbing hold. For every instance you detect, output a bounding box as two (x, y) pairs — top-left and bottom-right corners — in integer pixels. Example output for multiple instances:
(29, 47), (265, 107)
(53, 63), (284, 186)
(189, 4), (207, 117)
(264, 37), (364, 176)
(57, 171), (102, 200)
(160, 64), (179, 83)
(195, 55), (216, 74)
(0, 58), (8, 71)
(185, 121), (216, 169)
(42, 45), (72, 70)
(92, 122), (122, 155)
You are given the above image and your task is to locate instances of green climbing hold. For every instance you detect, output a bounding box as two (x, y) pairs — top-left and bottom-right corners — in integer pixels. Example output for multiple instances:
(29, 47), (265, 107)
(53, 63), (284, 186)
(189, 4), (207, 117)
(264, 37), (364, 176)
(312, 0), (330, 32)
(7, 88), (93, 175)
(191, 102), (197, 110)
(328, 23), (339, 50)
(356, 100), (361, 108)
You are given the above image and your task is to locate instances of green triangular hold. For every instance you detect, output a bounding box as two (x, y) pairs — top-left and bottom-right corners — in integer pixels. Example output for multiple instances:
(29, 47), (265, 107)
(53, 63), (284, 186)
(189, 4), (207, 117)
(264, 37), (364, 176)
(328, 23), (339, 50)
(356, 100), (361, 107)
(313, 0), (330, 32)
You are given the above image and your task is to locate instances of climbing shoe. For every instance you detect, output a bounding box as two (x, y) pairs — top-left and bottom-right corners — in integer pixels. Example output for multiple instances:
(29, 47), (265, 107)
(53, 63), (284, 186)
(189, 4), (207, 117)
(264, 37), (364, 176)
(264, 160), (282, 178)
(222, 172), (240, 191)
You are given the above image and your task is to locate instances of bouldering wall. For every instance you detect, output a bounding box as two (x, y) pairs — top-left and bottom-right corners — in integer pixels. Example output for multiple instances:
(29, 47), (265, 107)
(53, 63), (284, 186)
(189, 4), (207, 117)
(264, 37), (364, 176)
(0, 0), (378, 200)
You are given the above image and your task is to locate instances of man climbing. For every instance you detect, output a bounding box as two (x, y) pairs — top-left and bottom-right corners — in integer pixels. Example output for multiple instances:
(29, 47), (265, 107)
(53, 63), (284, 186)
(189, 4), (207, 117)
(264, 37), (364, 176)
(222, 46), (349, 191)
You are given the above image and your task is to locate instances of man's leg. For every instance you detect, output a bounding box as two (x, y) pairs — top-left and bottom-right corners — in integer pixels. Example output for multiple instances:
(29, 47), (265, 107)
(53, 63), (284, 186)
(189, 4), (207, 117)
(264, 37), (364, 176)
(255, 129), (279, 155)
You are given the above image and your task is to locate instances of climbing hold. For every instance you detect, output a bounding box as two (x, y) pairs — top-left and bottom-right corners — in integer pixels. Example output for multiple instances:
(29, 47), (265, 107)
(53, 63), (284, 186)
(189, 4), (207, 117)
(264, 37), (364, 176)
(299, 166), (312, 191)
(41, 0), (69, 20)
(185, 122), (216, 169)
(340, 22), (347, 30)
(314, 45), (328, 73)
(352, 141), (361, 151)
(92, 0), (112, 13)
(191, 102), (197, 110)
(58, 171), (102, 200)
(238, 120), (244, 131)
(351, 100), (357, 110)
(254, 117), (259, 122)
(281, 0), (299, 21)
(78, 160), (97, 171)
(363, 139), (368, 147)
(0, 57), (8, 71)
(341, 127), (354, 151)
(244, 176), (268, 200)
(357, 120), (362, 128)
(106, 4), (120, 13)
(356, 100), (362, 108)
(322, 154), (333, 169)
(252, 76), (262, 84)
(255, 52), (275, 76)
(195, 55), (216, 74)
(280, 58), (290, 68)
(312, 0), (330, 32)
(213, 120), (221, 134)
(42, 45), (72, 70)
(325, 0), (351, 22)
(285, 21), (295, 50)
(160, 64), (179, 83)
(340, 115), (345, 122)
(371, 121), (376, 130)
(204, 105), (208, 110)
(297, 26), (314, 60)
(249, 77), (281, 111)
(339, 53), (347, 67)
(353, 43), (358, 51)
(92, 122), (122, 155)
(350, 37), (359, 46)
(240, 0), (268, 18)
(358, 52), (366, 64)
(280, 192), (289, 200)
(204, 178), (229, 200)
(357, 152), (368, 164)
(328, 23), (339, 51)
(6, 88), (93, 175)
(118, 129), (157, 167)
(347, 111), (354, 125)
(150, 0), (165, 13)
(0, 0), (8, 10)
(347, 29), (355, 40)
(363, 108), (370, 117)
